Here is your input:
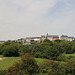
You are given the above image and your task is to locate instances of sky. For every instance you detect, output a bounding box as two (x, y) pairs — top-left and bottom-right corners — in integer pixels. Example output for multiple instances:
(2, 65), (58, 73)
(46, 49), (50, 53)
(0, 0), (75, 41)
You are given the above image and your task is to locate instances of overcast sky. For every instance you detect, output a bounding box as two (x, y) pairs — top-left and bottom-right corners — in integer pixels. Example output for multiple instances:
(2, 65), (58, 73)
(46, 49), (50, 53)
(0, 0), (75, 40)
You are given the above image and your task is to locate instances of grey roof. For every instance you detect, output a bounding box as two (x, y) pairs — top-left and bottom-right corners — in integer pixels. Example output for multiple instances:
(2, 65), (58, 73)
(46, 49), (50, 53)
(0, 41), (5, 42)
(41, 35), (45, 38)
(61, 35), (68, 37)
(68, 37), (74, 39)
(26, 37), (41, 39)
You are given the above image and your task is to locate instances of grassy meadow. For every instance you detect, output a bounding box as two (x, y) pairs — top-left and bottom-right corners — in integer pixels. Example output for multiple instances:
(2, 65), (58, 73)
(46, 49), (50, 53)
(0, 56), (45, 70)
(0, 57), (20, 70)
(0, 53), (75, 70)
(65, 53), (75, 57)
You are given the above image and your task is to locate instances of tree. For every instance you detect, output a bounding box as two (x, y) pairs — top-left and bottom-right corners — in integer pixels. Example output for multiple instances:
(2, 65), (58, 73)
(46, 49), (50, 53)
(60, 41), (72, 54)
(43, 39), (51, 43)
(39, 39), (53, 46)
(65, 60), (75, 75)
(57, 53), (66, 61)
(71, 46), (75, 53)
(7, 53), (38, 75)
(2, 45), (19, 57)
(34, 52), (42, 58)
(19, 45), (31, 55)
(39, 60), (66, 75)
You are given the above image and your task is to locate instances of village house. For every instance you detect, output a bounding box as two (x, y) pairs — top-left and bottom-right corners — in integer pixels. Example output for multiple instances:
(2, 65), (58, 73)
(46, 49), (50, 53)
(22, 37), (41, 45)
(61, 35), (68, 41)
(0, 41), (5, 44)
(68, 37), (74, 42)
(41, 34), (59, 42)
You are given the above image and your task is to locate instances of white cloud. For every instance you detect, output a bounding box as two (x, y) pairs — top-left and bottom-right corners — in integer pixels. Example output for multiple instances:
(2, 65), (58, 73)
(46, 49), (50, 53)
(0, 0), (58, 24)
(0, 0), (75, 40)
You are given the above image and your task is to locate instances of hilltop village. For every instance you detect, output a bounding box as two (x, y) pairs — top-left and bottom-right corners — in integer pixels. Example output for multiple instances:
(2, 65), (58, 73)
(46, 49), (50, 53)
(0, 34), (75, 45)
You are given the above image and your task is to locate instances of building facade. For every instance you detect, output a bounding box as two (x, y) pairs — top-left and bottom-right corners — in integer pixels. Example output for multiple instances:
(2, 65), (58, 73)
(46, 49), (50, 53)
(61, 35), (68, 41)
(68, 37), (74, 42)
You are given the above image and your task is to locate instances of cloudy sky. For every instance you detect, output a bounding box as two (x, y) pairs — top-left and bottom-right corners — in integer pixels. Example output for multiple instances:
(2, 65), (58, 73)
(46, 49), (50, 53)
(0, 0), (75, 40)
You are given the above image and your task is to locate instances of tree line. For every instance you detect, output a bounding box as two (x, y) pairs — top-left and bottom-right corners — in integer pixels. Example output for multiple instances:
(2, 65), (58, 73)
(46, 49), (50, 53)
(0, 39), (75, 59)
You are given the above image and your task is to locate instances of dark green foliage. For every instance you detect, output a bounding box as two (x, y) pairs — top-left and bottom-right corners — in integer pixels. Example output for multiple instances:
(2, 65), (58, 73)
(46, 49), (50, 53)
(60, 41), (72, 54)
(40, 39), (53, 46)
(67, 55), (75, 60)
(30, 44), (39, 55)
(0, 40), (75, 75)
(7, 53), (39, 75)
(0, 70), (6, 75)
(0, 45), (2, 54)
(19, 45), (31, 55)
(57, 53), (66, 61)
(7, 62), (26, 75)
(64, 61), (75, 75)
(43, 39), (51, 43)
(39, 60), (66, 75)
(0, 42), (21, 57)
(0, 40), (75, 58)
(71, 45), (75, 53)
(19, 41), (75, 59)
(3, 41), (11, 45)
(39, 60), (75, 75)
(2, 45), (19, 57)
(54, 40), (62, 43)
(34, 52), (42, 58)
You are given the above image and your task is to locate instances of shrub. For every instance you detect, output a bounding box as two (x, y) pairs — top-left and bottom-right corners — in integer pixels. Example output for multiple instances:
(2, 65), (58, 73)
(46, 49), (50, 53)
(0, 70), (6, 75)
(39, 60), (65, 75)
(56, 53), (66, 61)
(34, 52), (42, 58)
(67, 56), (75, 60)
(71, 46), (75, 53)
(7, 53), (39, 75)
(65, 61), (75, 75)
(2, 45), (19, 57)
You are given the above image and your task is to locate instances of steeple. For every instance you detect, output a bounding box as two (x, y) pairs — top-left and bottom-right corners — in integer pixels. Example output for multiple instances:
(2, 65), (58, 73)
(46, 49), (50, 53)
(46, 33), (48, 39)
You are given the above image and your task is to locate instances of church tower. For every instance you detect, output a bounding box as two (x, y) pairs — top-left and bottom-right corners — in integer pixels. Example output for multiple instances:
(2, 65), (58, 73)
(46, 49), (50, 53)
(46, 33), (48, 39)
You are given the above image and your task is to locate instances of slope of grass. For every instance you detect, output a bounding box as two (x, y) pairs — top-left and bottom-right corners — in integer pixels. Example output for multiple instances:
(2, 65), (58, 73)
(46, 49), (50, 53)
(0, 56), (45, 70)
(65, 53), (75, 57)
(0, 57), (20, 70)
(65, 53), (75, 61)
(0, 53), (75, 70)
(35, 58), (45, 65)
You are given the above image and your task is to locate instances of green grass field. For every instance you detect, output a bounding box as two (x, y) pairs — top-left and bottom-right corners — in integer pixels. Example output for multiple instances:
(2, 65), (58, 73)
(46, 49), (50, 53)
(0, 56), (45, 70)
(65, 53), (75, 61)
(0, 53), (75, 70)
(0, 57), (21, 70)
(35, 58), (45, 65)
(65, 53), (75, 57)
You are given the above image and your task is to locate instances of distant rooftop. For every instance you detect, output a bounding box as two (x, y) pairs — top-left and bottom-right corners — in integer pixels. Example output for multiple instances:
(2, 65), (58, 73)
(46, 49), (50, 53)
(61, 35), (68, 37)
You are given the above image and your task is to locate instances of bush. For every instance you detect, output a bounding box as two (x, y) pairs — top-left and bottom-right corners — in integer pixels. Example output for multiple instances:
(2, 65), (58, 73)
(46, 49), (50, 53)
(39, 60), (65, 75)
(7, 62), (27, 75)
(0, 70), (6, 75)
(19, 45), (31, 55)
(2, 45), (19, 57)
(35, 52), (42, 58)
(67, 56), (75, 60)
(71, 46), (75, 53)
(57, 53), (66, 61)
(60, 42), (72, 54)
(65, 61), (75, 75)
(7, 53), (39, 75)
